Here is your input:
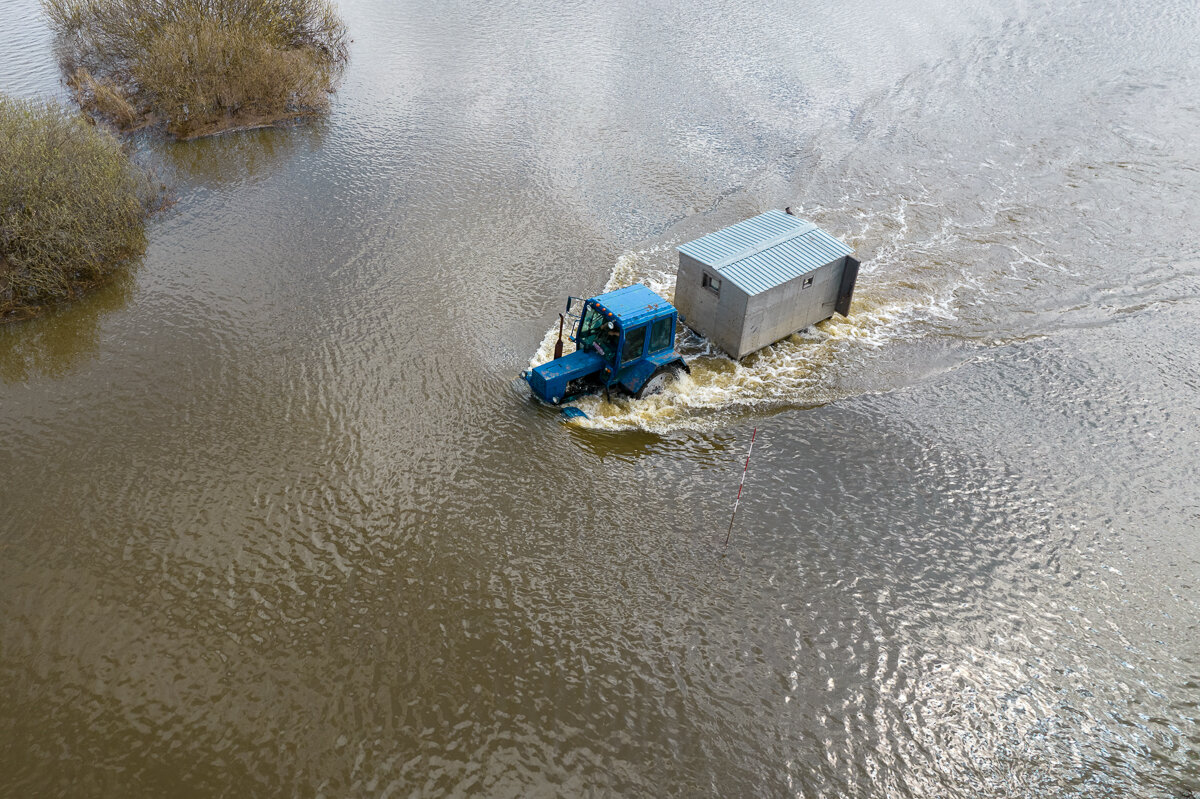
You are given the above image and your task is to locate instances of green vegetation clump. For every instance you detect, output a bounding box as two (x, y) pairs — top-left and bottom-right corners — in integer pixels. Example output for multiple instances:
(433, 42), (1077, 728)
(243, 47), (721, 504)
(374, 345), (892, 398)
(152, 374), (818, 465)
(0, 95), (153, 320)
(42, 0), (349, 138)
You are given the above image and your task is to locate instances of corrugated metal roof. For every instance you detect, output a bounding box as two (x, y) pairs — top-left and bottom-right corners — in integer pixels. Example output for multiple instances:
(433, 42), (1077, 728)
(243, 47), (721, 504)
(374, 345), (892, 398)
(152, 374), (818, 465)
(677, 210), (853, 296)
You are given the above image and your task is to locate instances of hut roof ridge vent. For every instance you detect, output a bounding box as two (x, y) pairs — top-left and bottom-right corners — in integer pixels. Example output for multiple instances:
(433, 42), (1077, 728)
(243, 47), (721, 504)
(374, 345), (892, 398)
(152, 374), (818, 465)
(676, 209), (817, 270)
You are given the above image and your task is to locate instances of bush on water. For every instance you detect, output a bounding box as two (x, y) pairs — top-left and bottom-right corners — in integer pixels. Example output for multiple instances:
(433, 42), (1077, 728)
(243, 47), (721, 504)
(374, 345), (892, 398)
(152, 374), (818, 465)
(0, 95), (155, 320)
(42, 0), (349, 138)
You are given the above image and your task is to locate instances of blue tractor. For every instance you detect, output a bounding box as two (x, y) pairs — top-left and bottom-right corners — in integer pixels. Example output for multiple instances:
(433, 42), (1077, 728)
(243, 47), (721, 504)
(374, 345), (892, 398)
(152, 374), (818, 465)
(522, 284), (690, 405)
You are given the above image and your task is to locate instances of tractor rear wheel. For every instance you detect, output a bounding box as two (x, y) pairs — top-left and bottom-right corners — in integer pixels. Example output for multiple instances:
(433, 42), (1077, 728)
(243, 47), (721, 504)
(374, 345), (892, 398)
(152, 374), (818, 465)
(635, 365), (681, 399)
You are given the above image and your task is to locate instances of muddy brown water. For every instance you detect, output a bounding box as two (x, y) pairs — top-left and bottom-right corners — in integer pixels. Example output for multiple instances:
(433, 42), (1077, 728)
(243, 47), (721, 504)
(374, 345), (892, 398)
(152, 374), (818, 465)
(2, 0), (1199, 795)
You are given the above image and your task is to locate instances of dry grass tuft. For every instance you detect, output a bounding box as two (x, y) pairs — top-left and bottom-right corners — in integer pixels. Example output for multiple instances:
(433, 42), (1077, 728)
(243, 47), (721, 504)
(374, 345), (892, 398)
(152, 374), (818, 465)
(0, 94), (156, 320)
(43, 0), (348, 138)
(67, 67), (139, 129)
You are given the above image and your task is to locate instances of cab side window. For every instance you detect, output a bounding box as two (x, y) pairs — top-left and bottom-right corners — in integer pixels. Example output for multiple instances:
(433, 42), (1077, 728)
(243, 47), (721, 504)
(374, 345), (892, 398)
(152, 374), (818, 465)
(621, 325), (647, 363)
(649, 316), (673, 352)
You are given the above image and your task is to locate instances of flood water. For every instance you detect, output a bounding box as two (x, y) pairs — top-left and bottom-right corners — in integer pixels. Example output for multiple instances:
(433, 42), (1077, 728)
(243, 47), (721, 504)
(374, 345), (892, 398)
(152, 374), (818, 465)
(2, 0), (1199, 795)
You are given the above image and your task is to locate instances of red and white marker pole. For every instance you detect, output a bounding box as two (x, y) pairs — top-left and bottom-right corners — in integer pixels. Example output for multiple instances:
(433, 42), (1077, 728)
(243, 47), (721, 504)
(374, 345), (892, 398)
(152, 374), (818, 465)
(723, 427), (757, 548)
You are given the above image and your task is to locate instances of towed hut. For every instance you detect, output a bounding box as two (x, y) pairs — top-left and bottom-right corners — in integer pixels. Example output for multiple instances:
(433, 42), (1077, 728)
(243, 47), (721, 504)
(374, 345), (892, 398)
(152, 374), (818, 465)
(673, 209), (860, 359)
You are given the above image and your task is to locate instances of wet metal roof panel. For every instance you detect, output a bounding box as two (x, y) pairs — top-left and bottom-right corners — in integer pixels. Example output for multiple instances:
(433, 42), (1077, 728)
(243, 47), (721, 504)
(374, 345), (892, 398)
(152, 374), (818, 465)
(677, 210), (853, 296)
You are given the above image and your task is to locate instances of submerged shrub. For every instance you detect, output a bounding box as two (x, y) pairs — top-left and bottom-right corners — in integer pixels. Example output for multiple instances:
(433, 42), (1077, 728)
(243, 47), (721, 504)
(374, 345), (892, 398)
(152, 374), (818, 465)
(67, 67), (138, 128)
(0, 95), (153, 319)
(42, 0), (349, 138)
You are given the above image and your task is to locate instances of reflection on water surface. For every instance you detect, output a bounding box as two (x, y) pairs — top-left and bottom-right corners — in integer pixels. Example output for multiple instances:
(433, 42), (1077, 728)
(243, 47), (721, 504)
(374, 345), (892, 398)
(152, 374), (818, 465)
(1, 0), (1199, 795)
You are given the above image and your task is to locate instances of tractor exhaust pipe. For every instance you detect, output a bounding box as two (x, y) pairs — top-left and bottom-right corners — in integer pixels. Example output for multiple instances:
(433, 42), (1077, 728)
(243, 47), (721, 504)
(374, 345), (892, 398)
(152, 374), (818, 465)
(554, 314), (565, 360)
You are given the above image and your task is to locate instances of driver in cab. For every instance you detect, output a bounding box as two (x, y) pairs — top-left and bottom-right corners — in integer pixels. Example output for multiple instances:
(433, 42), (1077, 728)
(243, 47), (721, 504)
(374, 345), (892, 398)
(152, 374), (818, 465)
(591, 326), (619, 360)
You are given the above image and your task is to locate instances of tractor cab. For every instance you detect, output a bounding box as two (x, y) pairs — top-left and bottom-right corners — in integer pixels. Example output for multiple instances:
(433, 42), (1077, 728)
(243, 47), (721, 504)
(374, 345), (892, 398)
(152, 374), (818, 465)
(522, 284), (689, 406)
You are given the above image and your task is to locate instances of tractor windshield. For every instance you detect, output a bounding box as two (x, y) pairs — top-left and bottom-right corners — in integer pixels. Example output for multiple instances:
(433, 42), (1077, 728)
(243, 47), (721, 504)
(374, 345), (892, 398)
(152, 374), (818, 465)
(576, 305), (619, 361)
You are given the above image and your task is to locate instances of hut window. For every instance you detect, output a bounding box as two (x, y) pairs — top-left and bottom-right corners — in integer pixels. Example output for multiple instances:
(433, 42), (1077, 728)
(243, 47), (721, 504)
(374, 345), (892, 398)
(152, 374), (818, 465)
(649, 316), (673, 352)
(702, 273), (721, 295)
(802, 276), (814, 289)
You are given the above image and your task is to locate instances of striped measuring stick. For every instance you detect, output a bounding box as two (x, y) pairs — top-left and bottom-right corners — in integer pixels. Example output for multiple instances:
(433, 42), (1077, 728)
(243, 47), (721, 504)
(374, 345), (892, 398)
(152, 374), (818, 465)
(723, 427), (757, 547)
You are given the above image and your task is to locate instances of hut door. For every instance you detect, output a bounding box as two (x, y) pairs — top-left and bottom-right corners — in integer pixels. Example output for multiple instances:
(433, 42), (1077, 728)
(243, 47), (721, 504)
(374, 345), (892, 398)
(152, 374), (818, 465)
(835, 257), (860, 317)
